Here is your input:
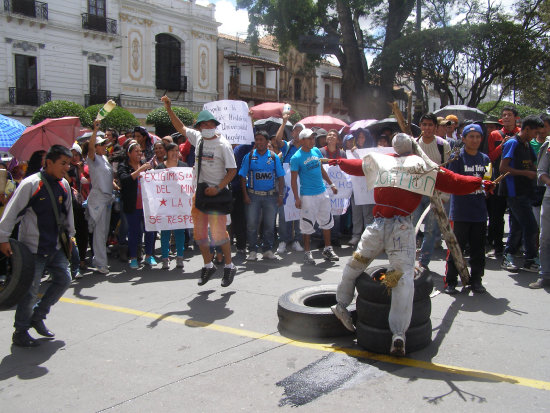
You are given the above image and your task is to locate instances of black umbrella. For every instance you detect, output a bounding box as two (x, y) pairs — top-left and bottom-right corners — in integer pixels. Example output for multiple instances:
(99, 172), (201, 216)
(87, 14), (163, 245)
(433, 105), (486, 122)
(367, 118), (421, 138)
(254, 117), (293, 140)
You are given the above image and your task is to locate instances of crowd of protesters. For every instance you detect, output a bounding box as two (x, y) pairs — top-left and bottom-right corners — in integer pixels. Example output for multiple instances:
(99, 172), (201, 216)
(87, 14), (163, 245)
(1, 98), (550, 347)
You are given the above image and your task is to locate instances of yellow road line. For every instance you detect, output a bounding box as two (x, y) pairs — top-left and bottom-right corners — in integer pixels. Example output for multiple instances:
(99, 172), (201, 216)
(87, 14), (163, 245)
(60, 296), (550, 391)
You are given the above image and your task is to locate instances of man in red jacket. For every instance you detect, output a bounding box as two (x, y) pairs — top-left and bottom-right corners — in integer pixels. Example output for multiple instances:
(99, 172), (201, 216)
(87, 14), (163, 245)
(329, 134), (489, 356)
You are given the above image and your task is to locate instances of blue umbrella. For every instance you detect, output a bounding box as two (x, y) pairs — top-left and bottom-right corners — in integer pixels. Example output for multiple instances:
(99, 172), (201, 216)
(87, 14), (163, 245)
(0, 114), (26, 151)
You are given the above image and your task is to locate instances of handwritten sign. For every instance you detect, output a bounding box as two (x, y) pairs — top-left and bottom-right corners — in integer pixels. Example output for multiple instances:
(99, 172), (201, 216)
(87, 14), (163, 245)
(203, 100), (254, 145)
(282, 164), (300, 222)
(141, 167), (195, 231)
(347, 147), (394, 205)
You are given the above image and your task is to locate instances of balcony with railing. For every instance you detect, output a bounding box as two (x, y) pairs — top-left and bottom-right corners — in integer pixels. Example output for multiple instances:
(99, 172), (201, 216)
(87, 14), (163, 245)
(228, 80), (277, 102)
(81, 13), (117, 34)
(323, 97), (347, 114)
(9, 87), (51, 106)
(84, 94), (120, 107)
(4, 0), (48, 20)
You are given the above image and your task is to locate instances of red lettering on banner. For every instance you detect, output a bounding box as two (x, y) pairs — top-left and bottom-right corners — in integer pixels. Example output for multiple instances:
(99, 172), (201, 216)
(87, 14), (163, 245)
(156, 184), (170, 194)
(149, 215), (162, 224)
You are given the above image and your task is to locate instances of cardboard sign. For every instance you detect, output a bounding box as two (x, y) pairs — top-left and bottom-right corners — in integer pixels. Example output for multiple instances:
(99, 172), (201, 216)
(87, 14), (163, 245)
(347, 147), (394, 205)
(141, 167), (195, 231)
(203, 100), (254, 145)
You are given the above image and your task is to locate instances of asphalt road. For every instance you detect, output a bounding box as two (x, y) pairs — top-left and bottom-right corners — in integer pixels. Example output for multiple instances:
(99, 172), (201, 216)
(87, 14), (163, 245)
(1, 241), (549, 412)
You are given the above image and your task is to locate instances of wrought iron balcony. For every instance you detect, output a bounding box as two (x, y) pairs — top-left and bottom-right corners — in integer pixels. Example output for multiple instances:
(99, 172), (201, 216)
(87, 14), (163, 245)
(4, 0), (48, 20)
(156, 76), (187, 93)
(81, 13), (117, 34)
(84, 94), (120, 107)
(9, 87), (51, 106)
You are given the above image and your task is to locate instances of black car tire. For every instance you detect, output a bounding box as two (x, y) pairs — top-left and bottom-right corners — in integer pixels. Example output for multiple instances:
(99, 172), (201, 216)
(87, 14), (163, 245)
(356, 296), (431, 330)
(356, 319), (432, 354)
(0, 239), (35, 310)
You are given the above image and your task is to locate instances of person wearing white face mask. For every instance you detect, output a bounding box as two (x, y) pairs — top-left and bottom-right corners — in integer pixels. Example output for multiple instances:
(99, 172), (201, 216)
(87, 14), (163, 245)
(161, 96), (238, 287)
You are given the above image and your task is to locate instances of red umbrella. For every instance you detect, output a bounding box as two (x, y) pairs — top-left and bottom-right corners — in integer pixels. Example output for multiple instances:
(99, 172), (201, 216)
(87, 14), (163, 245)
(9, 117), (81, 161)
(250, 102), (293, 119)
(301, 115), (348, 131)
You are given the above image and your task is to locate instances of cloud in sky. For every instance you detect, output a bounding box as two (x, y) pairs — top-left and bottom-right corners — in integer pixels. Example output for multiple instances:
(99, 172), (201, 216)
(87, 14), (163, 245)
(196, 0), (250, 36)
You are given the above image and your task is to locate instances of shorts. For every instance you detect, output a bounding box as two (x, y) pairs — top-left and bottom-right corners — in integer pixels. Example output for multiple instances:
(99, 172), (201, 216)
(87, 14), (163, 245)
(191, 197), (229, 246)
(299, 192), (333, 234)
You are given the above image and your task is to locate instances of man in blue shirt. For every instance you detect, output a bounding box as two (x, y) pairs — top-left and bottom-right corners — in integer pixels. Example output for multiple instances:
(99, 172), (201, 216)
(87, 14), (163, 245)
(444, 124), (490, 294)
(500, 115), (544, 273)
(239, 131), (285, 260)
(290, 128), (339, 264)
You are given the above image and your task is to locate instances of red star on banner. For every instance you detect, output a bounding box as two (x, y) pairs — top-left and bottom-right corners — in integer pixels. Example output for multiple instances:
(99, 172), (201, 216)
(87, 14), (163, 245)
(160, 199), (167, 206)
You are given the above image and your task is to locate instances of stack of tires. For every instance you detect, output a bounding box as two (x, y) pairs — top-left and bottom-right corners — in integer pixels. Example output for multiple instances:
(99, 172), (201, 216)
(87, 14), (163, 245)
(355, 265), (433, 354)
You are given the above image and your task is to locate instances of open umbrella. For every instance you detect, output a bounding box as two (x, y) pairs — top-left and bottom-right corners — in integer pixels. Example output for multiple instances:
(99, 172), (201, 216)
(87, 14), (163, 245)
(9, 117), (81, 161)
(76, 130), (105, 142)
(301, 115), (348, 131)
(0, 114), (26, 151)
(434, 105), (486, 122)
(254, 117), (293, 139)
(250, 102), (293, 119)
(367, 118), (421, 138)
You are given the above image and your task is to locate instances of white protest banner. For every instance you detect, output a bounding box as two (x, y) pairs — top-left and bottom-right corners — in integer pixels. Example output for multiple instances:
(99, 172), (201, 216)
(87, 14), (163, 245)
(141, 167), (195, 231)
(203, 100), (254, 145)
(324, 164), (352, 215)
(282, 164), (300, 221)
(347, 147), (394, 205)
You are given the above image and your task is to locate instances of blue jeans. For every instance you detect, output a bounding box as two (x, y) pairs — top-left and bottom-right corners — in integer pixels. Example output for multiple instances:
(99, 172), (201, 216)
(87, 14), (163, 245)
(247, 193), (278, 252)
(160, 229), (185, 258)
(412, 195), (440, 266)
(278, 205), (301, 243)
(505, 195), (538, 260)
(14, 248), (72, 330)
(125, 209), (156, 259)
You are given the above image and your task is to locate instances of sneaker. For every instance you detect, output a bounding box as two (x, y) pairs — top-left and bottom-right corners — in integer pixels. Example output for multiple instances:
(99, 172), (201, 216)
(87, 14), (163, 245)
(443, 285), (458, 295)
(262, 250), (276, 260)
(129, 259), (139, 269)
(390, 335), (406, 357)
(246, 251), (258, 261)
(144, 256), (157, 266)
(322, 247), (339, 261)
(349, 236), (360, 246)
(198, 265), (217, 286)
(96, 267), (109, 275)
(12, 330), (39, 348)
(221, 266), (236, 287)
(529, 278), (546, 289)
(73, 272), (83, 280)
(303, 251), (315, 265)
(470, 281), (487, 293)
(501, 254), (519, 272)
(292, 241), (304, 252)
(276, 242), (287, 254)
(176, 256), (184, 268)
(486, 249), (503, 258)
(331, 303), (355, 332)
(162, 258), (170, 270)
(523, 259), (540, 273)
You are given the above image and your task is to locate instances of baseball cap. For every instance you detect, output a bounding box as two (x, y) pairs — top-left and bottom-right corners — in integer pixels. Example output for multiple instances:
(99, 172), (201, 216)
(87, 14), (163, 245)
(462, 123), (483, 137)
(438, 117), (451, 126)
(299, 128), (316, 140)
(446, 115), (459, 124)
(292, 122), (305, 131)
(95, 136), (107, 145)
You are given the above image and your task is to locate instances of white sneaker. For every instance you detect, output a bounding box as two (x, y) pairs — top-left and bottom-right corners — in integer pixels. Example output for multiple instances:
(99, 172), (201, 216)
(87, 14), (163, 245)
(262, 250), (276, 260)
(97, 267), (109, 275)
(176, 256), (184, 268)
(292, 241), (304, 252)
(246, 251), (258, 261)
(331, 303), (355, 332)
(390, 334), (405, 357)
(162, 258), (170, 270)
(303, 251), (315, 265)
(276, 242), (287, 254)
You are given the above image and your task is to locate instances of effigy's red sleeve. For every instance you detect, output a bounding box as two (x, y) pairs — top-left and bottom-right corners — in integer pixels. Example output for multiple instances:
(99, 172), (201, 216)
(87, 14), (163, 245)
(335, 159), (365, 176)
(435, 167), (482, 195)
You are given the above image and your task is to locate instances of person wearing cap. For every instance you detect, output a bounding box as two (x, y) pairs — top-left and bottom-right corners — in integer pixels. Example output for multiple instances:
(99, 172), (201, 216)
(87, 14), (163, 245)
(161, 95), (237, 288)
(445, 115), (459, 140)
(68, 142), (87, 277)
(239, 130), (285, 261)
(444, 124), (490, 294)
(86, 119), (118, 275)
(315, 128), (328, 148)
(290, 128), (339, 264)
(328, 133), (489, 355)
(273, 112), (304, 254)
(499, 115), (544, 273)
(436, 117), (449, 139)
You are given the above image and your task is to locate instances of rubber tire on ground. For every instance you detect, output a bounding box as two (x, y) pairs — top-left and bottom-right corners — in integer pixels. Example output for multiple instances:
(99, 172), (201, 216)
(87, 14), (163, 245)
(0, 239), (35, 310)
(355, 265), (433, 305)
(277, 284), (357, 338)
(356, 296), (431, 330)
(356, 319), (432, 355)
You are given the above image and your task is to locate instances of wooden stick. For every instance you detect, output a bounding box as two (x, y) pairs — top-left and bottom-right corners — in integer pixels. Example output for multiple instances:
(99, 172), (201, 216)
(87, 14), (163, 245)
(493, 172), (510, 185)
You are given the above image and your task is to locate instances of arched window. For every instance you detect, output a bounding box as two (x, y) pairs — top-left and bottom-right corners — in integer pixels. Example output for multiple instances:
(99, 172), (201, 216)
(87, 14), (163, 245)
(294, 78), (302, 101)
(156, 34), (182, 91)
(256, 70), (265, 87)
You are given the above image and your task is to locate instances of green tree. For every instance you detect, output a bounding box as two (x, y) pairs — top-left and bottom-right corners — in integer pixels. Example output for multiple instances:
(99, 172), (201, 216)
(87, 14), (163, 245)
(477, 101), (542, 119)
(237, 0), (416, 120)
(146, 106), (196, 137)
(31, 100), (92, 127)
(85, 104), (139, 133)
